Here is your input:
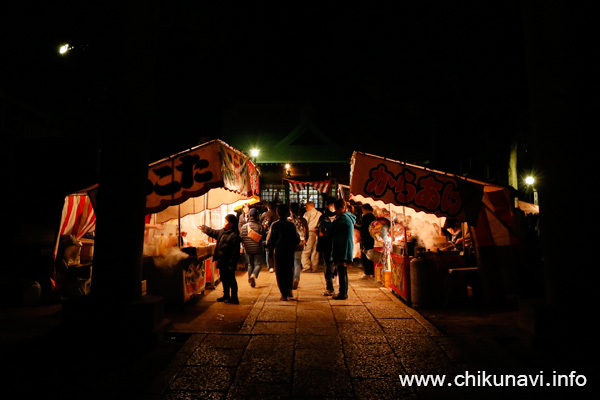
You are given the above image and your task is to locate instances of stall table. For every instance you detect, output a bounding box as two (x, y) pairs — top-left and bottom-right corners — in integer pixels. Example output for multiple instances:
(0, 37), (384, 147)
(385, 247), (467, 307)
(390, 253), (412, 303)
(142, 246), (214, 307)
(424, 250), (465, 306)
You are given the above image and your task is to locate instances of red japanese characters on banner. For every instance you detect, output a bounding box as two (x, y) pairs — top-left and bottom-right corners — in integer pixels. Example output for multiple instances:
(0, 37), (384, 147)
(146, 140), (256, 214)
(351, 152), (483, 225)
(365, 163), (464, 216)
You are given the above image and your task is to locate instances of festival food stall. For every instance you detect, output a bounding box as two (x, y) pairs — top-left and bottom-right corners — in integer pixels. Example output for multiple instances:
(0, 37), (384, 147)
(350, 151), (520, 306)
(54, 140), (259, 305)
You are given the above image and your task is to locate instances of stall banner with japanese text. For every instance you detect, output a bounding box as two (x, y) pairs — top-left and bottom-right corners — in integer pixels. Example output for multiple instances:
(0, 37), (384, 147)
(146, 141), (226, 214)
(219, 144), (255, 197)
(350, 152), (484, 226)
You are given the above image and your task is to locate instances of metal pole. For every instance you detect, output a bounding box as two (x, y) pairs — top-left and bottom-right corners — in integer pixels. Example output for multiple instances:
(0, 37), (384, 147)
(403, 206), (409, 257)
(204, 193), (208, 226)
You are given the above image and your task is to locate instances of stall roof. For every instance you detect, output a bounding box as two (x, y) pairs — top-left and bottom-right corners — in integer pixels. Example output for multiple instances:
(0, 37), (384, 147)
(146, 139), (259, 214)
(57, 140), (260, 243)
(349, 151), (519, 247)
(349, 151), (507, 225)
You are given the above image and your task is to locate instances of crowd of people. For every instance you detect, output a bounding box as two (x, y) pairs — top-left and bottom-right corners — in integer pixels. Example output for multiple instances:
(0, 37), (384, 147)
(199, 197), (378, 303)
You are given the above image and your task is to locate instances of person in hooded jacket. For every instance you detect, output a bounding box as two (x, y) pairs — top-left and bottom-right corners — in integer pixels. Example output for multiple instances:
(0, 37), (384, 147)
(322, 198), (356, 300)
(200, 214), (241, 304)
(240, 207), (266, 288)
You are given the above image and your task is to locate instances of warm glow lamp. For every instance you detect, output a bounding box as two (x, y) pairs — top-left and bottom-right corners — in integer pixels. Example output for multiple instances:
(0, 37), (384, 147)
(59, 44), (71, 55)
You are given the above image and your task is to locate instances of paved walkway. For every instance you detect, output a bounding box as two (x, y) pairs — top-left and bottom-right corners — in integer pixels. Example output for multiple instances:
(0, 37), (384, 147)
(140, 266), (582, 400)
(3, 266), (593, 399)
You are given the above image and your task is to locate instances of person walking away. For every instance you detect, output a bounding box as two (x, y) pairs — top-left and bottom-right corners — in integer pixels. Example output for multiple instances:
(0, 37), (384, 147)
(240, 208), (266, 288)
(301, 201), (322, 272)
(266, 204), (300, 301)
(356, 203), (376, 279)
(289, 202), (308, 290)
(261, 201), (279, 273)
(322, 199), (356, 300)
(200, 214), (241, 304)
(318, 197), (337, 296)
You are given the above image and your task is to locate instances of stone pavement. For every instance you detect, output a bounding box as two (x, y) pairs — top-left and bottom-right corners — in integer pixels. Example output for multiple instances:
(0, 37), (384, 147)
(2, 265), (594, 399)
(139, 266), (593, 400)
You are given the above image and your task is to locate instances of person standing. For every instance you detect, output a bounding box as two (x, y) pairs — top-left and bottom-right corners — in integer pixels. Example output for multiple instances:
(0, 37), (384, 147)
(260, 201), (279, 273)
(238, 203), (250, 231)
(301, 201), (322, 272)
(289, 202), (308, 290)
(318, 197), (337, 296)
(322, 198), (356, 300)
(444, 218), (471, 252)
(356, 203), (376, 279)
(240, 208), (266, 288)
(200, 214), (241, 304)
(266, 204), (300, 301)
(238, 203), (251, 272)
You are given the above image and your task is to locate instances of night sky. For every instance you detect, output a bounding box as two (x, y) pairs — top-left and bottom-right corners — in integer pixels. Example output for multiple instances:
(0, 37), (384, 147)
(3, 2), (530, 186)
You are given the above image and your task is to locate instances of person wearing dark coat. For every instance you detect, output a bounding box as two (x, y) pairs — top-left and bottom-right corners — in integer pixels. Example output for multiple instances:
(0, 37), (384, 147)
(240, 208), (266, 287)
(322, 198), (356, 300)
(356, 203), (376, 278)
(200, 214), (241, 304)
(317, 197), (337, 296)
(266, 204), (300, 301)
(260, 201), (279, 273)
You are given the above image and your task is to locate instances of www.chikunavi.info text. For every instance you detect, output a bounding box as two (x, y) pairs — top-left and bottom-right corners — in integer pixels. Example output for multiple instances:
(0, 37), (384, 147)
(399, 371), (587, 387)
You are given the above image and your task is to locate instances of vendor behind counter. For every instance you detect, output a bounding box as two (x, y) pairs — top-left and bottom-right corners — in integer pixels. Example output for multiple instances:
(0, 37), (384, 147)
(441, 219), (471, 252)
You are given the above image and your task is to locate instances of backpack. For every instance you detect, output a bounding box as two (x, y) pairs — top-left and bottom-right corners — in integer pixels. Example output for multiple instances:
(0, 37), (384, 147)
(261, 211), (276, 230)
(289, 215), (307, 250)
(262, 216), (271, 230)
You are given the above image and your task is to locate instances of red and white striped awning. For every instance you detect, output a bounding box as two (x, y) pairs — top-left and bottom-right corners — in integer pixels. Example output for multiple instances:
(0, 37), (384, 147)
(287, 179), (331, 193)
(53, 192), (96, 260)
(58, 194), (96, 240)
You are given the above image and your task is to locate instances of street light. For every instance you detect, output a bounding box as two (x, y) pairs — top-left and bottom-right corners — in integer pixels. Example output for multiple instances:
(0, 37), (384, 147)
(58, 42), (89, 56)
(59, 43), (72, 55)
(250, 149), (259, 163)
(525, 175), (538, 205)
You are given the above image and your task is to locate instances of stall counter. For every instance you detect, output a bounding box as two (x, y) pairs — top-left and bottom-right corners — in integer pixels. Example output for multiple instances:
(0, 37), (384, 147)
(385, 247), (466, 307)
(142, 245), (214, 306)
